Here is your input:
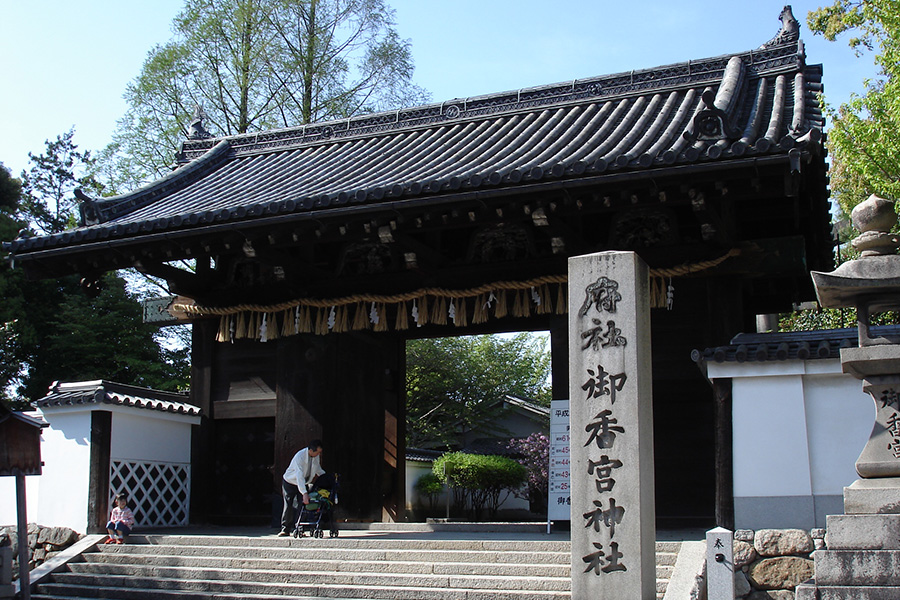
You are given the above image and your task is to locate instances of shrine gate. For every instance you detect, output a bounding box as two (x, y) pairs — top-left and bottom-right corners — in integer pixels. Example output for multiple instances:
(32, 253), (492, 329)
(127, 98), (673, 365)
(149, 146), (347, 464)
(4, 8), (832, 528)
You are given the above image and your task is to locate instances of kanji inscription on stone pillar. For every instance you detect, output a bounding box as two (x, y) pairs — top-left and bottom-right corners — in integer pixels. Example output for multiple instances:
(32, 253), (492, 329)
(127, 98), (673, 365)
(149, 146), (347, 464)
(568, 251), (656, 600)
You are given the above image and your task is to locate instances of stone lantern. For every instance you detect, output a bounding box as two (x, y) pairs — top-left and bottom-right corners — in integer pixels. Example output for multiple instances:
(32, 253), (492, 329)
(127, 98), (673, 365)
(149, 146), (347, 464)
(797, 195), (900, 598)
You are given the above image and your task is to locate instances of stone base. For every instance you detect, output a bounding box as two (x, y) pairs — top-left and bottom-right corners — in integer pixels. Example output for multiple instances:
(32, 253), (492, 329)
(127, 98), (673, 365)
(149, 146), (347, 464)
(826, 514), (900, 550)
(0, 583), (12, 599)
(843, 478), (900, 514)
(796, 583), (900, 600)
(798, 511), (900, 598)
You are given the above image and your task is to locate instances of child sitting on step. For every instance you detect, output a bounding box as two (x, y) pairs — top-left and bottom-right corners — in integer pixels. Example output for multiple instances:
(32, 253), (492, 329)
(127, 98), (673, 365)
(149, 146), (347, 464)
(105, 493), (135, 544)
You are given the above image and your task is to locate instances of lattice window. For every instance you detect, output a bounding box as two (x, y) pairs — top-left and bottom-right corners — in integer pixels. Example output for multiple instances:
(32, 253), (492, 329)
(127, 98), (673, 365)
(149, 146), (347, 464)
(109, 460), (191, 527)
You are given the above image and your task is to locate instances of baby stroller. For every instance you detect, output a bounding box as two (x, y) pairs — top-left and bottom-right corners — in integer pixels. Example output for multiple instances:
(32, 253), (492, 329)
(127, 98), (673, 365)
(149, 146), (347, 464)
(293, 473), (339, 538)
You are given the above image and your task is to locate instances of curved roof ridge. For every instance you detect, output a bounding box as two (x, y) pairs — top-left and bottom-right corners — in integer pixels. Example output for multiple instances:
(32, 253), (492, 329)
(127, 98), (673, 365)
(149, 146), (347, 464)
(80, 140), (232, 225)
(176, 37), (808, 163)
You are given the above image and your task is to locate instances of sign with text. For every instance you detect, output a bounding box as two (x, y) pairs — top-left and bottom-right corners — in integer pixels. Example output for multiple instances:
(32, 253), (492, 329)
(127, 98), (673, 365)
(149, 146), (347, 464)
(568, 251), (656, 600)
(549, 399), (571, 521)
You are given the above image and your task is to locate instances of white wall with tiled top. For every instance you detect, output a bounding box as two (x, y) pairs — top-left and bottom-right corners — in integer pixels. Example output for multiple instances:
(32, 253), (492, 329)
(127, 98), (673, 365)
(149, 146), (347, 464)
(709, 358), (872, 529)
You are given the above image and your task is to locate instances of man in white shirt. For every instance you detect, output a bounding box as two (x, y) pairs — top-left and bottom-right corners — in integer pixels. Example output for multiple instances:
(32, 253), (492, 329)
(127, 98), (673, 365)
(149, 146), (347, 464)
(279, 439), (325, 536)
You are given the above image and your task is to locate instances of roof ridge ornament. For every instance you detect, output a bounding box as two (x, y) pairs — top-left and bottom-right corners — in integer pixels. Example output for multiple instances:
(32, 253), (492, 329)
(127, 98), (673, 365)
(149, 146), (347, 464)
(684, 89), (743, 143)
(187, 105), (212, 140)
(760, 5), (801, 48)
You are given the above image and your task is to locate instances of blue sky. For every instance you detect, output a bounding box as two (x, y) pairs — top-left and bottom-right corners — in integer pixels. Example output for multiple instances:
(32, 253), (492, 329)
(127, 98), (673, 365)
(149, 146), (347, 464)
(0, 0), (878, 177)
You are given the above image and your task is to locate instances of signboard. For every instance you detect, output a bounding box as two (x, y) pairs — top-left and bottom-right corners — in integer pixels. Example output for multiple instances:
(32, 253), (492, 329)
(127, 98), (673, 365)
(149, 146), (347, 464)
(549, 399), (571, 521)
(142, 296), (194, 325)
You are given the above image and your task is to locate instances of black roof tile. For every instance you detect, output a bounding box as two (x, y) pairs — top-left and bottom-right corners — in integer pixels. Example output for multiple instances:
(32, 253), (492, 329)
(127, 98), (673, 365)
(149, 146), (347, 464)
(6, 28), (823, 258)
(691, 325), (900, 364)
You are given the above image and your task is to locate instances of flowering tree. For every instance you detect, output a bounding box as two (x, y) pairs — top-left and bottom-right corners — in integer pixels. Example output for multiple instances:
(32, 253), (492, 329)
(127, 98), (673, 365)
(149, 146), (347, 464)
(507, 432), (549, 514)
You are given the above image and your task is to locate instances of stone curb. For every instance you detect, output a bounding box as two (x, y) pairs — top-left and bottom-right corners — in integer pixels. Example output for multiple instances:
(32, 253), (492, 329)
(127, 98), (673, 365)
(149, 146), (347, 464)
(662, 540), (705, 600)
(13, 534), (104, 596)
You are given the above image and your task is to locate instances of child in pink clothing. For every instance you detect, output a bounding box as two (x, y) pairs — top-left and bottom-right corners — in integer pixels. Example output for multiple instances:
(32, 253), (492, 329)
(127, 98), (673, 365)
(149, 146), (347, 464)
(105, 493), (135, 544)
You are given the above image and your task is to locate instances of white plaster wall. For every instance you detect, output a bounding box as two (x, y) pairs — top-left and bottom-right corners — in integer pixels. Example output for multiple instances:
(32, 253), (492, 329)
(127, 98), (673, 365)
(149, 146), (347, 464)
(0, 475), (41, 527)
(803, 373), (873, 495)
(34, 410), (93, 532)
(732, 374), (812, 498)
(712, 358), (875, 528)
(405, 462), (441, 512)
(109, 409), (195, 463)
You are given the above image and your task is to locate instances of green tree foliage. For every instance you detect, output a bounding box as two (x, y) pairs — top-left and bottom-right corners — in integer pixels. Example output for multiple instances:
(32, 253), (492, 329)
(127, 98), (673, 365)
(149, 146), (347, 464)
(1, 134), (189, 407)
(777, 3), (900, 333)
(105, 0), (428, 189)
(18, 128), (104, 235)
(807, 1), (900, 217)
(0, 164), (25, 404)
(413, 471), (443, 512)
(433, 452), (526, 520)
(405, 333), (551, 448)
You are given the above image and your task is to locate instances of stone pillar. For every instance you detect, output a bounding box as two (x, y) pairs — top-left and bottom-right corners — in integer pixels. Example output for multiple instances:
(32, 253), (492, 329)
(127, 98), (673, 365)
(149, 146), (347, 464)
(706, 527), (735, 600)
(568, 251), (656, 600)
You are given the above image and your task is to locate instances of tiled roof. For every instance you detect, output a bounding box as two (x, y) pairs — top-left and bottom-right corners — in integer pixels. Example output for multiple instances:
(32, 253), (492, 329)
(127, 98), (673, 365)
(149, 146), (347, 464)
(406, 448), (444, 463)
(5, 26), (823, 259)
(502, 394), (550, 419)
(691, 325), (900, 364)
(33, 380), (201, 416)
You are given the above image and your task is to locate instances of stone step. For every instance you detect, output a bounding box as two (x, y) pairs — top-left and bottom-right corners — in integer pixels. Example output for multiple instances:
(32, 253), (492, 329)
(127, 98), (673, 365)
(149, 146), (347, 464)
(796, 583), (900, 600)
(82, 553), (572, 577)
(814, 550), (900, 586)
(94, 543), (571, 564)
(81, 551), (675, 578)
(139, 533), (571, 552)
(30, 533), (684, 600)
(48, 569), (571, 592)
(36, 579), (572, 600)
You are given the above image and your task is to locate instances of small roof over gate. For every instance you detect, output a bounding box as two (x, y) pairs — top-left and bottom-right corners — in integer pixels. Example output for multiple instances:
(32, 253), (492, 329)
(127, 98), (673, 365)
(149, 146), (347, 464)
(34, 380), (201, 417)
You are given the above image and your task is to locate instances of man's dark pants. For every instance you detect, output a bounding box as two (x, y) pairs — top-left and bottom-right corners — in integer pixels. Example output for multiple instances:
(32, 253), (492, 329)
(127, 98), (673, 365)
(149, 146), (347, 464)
(281, 478), (302, 532)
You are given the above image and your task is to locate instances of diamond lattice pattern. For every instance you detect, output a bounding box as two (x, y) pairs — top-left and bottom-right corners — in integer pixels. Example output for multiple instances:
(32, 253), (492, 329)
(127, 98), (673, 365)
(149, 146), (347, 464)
(109, 460), (191, 527)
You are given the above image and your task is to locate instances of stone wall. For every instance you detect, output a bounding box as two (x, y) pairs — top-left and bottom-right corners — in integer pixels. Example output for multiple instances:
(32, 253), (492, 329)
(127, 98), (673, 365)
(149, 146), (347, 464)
(0, 523), (82, 581)
(732, 528), (824, 599)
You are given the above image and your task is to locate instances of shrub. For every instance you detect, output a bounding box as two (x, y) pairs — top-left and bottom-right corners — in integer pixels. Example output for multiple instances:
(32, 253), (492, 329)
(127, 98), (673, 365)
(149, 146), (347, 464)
(433, 452), (526, 519)
(414, 472), (444, 511)
(507, 432), (549, 514)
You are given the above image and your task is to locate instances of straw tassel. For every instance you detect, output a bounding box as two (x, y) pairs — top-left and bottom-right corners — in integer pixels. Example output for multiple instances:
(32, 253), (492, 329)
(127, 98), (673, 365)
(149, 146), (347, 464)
(270, 313), (281, 340)
(315, 307), (329, 335)
(298, 306), (312, 333)
(418, 296), (429, 326)
(331, 305), (348, 333)
(281, 309), (294, 337)
(555, 283), (567, 314)
(512, 290), (530, 318)
(216, 315), (231, 342)
(537, 284), (551, 314)
(453, 298), (468, 327)
(235, 312), (247, 338)
(472, 294), (488, 324)
(395, 301), (409, 330)
(374, 303), (388, 332)
(495, 290), (508, 318)
(431, 297), (447, 325)
(352, 302), (369, 330)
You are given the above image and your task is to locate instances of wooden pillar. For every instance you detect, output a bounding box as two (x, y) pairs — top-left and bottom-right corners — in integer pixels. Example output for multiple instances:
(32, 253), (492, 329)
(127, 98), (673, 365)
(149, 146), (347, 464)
(189, 319), (216, 524)
(550, 315), (570, 400)
(706, 278), (743, 530)
(87, 410), (111, 534)
(713, 377), (735, 529)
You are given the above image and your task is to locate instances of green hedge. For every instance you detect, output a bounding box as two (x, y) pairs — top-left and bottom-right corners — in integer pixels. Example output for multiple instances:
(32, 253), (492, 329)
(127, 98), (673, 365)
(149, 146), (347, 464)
(432, 452), (526, 519)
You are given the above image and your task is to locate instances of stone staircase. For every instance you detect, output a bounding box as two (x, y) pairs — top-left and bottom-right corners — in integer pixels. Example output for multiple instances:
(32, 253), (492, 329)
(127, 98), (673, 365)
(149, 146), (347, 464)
(28, 531), (682, 599)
